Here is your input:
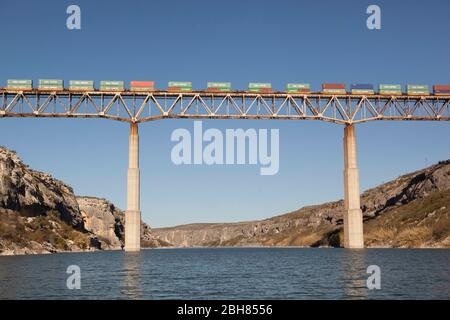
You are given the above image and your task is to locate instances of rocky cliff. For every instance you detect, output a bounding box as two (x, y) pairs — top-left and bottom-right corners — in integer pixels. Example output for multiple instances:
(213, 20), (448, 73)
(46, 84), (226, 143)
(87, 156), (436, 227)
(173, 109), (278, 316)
(77, 196), (169, 249)
(154, 160), (450, 248)
(0, 146), (166, 255)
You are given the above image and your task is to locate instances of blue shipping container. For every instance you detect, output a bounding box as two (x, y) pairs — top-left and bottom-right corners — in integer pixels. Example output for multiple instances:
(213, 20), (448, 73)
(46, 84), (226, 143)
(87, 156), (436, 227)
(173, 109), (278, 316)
(350, 84), (374, 90)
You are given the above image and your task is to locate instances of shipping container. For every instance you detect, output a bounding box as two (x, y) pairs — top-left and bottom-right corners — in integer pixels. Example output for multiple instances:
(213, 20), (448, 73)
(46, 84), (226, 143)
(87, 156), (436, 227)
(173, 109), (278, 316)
(379, 84), (401, 90)
(434, 90), (450, 95)
(168, 81), (192, 88)
(433, 85), (450, 91)
(287, 88), (311, 94)
(433, 85), (450, 95)
(207, 82), (231, 90)
(100, 80), (124, 86)
(350, 84), (373, 90)
(351, 89), (375, 95)
(407, 84), (429, 90)
(130, 81), (155, 87)
(7, 79), (33, 90)
(38, 79), (64, 90)
(286, 83), (310, 93)
(130, 81), (155, 92)
(248, 89), (273, 94)
(130, 87), (154, 92)
(249, 83), (272, 89)
(322, 83), (346, 89)
(322, 88), (346, 94)
(206, 87), (231, 92)
(99, 80), (124, 91)
(378, 84), (402, 95)
(69, 80), (94, 91)
(350, 84), (374, 94)
(406, 84), (429, 95)
(379, 90), (402, 96)
(287, 83), (310, 89)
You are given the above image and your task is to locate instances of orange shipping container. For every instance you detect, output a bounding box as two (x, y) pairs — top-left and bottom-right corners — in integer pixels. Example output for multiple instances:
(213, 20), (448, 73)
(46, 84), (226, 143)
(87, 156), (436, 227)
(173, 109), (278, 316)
(130, 81), (155, 87)
(323, 83), (346, 89)
(433, 85), (450, 90)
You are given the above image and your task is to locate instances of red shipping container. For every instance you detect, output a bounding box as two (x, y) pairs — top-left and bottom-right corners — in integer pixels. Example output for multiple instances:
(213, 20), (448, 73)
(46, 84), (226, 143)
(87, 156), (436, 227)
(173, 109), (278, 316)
(130, 81), (155, 87)
(433, 85), (450, 91)
(322, 83), (346, 89)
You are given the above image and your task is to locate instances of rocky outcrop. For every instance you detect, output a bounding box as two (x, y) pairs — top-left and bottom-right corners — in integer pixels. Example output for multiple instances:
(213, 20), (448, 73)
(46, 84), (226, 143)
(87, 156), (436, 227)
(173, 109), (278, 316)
(77, 197), (123, 249)
(154, 160), (450, 248)
(0, 146), (167, 255)
(0, 148), (83, 229)
(77, 196), (170, 249)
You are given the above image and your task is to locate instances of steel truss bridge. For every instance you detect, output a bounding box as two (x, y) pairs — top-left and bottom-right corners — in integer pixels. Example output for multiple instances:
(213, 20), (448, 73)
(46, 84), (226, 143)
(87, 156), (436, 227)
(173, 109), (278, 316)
(2, 89), (449, 250)
(1, 90), (450, 124)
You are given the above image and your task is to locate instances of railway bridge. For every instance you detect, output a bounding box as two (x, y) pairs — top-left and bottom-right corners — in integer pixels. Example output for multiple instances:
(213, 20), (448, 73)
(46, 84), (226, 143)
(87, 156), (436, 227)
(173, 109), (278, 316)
(2, 89), (450, 250)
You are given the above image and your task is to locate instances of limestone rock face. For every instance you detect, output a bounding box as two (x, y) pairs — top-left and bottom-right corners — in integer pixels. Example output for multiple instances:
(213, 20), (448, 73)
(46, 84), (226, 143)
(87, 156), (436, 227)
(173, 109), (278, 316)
(77, 197), (123, 249)
(77, 196), (170, 249)
(0, 147), (84, 229)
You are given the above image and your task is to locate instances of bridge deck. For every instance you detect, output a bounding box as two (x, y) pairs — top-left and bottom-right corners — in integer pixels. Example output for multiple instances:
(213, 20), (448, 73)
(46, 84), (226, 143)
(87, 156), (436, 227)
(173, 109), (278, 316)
(1, 89), (449, 124)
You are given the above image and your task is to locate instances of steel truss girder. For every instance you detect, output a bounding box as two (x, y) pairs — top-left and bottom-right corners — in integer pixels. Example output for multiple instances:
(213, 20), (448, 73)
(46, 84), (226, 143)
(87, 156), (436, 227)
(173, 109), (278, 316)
(1, 90), (450, 124)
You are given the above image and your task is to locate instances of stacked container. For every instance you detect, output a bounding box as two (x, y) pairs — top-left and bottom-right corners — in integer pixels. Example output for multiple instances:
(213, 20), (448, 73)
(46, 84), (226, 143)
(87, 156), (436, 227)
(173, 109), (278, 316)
(406, 85), (429, 95)
(100, 81), (124, 91)
(207, 82), (231, 92)
(69, 80), (94, 91)
(322, 83), (346, 94)
(286, 83), (310, 93)
(248, 83), (272, 93)
(433, 85), (450, 95)
(378, 84), (402, 95)
(350, 84), (374, 95)
(168, 81), (192, 91)
(130, 81), (155, 92)
(6, 79), (32, 90)
(38, 79), (64, 91)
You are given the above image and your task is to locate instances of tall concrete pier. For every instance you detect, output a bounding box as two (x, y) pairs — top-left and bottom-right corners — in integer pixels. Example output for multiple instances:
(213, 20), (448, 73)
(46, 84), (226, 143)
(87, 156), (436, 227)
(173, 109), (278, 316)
(125, 123), (141, 251)
(343, 125), (364, 248)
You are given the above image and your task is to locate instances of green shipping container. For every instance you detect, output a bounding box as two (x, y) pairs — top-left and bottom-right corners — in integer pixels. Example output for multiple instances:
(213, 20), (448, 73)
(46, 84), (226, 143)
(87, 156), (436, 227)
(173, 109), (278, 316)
(70, 80), (94, 86)
(168, 81), (192, 88)
(379, 90), (402, 95)
(286, 83), (310, 89)
(322, 88), (346, 93)
(249, 83), (271, 89)
(407, 85), (429, 90)
(351, 89), (374, 94)
(379, 84), (402, 90)
(38, 79), (63, 89)
(39, 79), (63, 85)
(207, 82), (231, 89)
(7, 79), (32, 88)
(407, 91), (429, 95)
(130, 87), (154, 91)
(100, 81), (124, 87)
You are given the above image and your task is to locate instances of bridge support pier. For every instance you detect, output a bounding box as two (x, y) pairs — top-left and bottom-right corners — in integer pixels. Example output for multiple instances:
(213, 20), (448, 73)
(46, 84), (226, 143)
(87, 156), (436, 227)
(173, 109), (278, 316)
(343, 125), (364, 248)
(125, 123), (141, 252)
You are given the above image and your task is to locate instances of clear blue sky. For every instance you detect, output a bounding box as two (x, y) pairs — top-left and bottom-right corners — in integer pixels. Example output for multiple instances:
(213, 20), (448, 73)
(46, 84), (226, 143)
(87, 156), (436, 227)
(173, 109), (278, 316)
(0, 0), (449, 227)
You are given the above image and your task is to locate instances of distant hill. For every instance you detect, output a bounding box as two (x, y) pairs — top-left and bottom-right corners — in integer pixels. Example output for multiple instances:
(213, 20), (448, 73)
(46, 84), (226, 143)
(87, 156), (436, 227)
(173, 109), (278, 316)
(154, 161), (450, 248)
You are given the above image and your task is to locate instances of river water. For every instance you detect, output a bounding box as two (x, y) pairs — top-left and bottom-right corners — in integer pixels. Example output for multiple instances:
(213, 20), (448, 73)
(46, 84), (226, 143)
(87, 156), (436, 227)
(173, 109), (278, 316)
(0, 248), (448, 299)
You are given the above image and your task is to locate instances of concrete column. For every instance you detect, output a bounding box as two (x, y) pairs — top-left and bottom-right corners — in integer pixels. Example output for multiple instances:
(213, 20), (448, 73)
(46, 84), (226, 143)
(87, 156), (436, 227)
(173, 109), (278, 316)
(125, 123), (141, 252)
(343, 125), (364, 248)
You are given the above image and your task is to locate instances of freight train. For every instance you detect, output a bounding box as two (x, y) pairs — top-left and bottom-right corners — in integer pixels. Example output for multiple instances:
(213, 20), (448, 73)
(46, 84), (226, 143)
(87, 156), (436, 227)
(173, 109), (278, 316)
(3, 80), (450, 96)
